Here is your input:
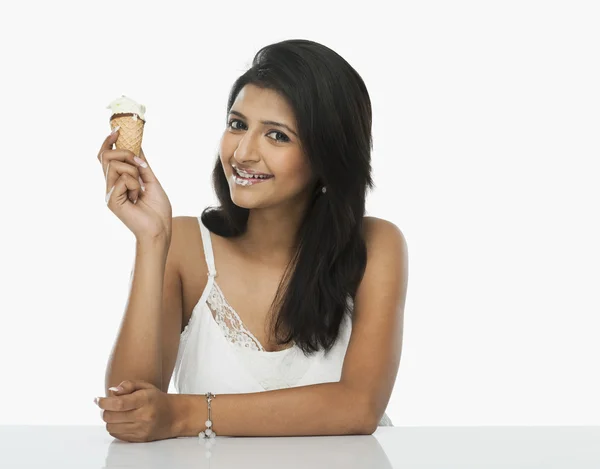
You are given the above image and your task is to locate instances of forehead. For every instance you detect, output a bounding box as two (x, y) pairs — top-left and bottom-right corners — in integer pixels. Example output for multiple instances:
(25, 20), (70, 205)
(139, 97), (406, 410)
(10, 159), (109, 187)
(231, 84), (295, 120)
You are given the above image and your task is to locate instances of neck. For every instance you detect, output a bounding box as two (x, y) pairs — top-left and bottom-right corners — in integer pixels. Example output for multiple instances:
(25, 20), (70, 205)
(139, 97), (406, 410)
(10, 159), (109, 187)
(236, 201), (308, 265)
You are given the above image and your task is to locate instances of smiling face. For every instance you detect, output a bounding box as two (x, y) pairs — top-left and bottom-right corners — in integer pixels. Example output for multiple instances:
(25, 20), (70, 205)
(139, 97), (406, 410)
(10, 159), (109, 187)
(219, 84), (315, 210)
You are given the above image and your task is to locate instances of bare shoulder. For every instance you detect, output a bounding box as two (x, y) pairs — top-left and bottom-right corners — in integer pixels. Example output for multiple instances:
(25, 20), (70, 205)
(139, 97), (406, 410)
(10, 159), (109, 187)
(172, 215), (200, 241)
(170, 215), (202, 250)
(363, 216), (408, 254)
(360, 215), (409, 306)
(359, 215), (409, 303)
(170, 215), (207, 266)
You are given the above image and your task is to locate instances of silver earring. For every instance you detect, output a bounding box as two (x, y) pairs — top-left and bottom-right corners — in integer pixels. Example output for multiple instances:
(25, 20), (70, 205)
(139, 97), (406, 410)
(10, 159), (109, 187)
(321, 186), (327, 194)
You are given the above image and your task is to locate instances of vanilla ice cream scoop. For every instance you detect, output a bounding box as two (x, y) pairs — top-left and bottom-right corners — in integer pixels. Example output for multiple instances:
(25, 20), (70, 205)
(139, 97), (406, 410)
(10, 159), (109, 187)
(106, 95), (147, 122)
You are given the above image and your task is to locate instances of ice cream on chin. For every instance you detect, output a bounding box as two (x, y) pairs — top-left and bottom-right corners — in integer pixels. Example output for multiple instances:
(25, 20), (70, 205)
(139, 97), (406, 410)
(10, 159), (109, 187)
(106, 95), (146, 157)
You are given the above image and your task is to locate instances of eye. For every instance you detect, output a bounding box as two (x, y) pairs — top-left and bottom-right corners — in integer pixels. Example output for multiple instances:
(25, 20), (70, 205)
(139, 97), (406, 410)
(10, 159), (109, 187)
(227, 119), (290, 143)
(228, 119), (245, 130)
(267, 130), (290, 143)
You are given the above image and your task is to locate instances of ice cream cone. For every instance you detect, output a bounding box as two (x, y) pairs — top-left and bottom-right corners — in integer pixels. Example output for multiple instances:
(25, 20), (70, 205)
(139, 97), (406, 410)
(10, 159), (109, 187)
(106, 96), (147, 157)
(110, 113), (145, 157)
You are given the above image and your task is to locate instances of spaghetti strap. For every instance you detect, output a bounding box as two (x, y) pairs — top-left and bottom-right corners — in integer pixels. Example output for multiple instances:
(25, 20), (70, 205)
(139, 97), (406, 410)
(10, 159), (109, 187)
(197, 216), (217, 278)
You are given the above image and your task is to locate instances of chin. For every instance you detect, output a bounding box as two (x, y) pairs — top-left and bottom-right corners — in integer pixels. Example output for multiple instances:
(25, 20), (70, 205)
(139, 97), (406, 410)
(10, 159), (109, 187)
(231, 199), (273, 211)
(228, 186), (261, 209)
(229, 189), (279, 211)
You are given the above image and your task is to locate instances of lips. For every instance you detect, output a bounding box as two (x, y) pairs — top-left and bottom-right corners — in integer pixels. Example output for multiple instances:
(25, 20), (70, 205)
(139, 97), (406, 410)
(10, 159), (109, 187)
(233, 166), (273, 178)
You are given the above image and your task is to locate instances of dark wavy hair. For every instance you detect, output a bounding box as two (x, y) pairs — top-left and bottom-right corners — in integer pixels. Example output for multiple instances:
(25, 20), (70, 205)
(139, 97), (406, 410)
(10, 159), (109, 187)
(200, 39), (374, 356)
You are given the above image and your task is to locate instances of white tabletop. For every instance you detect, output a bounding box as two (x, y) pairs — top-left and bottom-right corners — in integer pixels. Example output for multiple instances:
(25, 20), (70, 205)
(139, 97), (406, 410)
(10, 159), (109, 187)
(0, 426), (598, 468)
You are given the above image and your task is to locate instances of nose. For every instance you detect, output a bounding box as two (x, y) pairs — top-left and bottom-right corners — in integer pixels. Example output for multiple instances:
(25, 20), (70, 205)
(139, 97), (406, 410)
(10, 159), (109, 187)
(233, 131), (260, 164)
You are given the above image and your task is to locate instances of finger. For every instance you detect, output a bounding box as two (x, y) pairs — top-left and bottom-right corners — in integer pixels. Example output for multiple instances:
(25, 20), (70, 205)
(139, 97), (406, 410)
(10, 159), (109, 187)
(96, 393), (142, 412)
(100, 148), (142, 183)
(109, 433), (139, 443)
(106, 422), (138, 434)
(101, 148), (151, 200)
(105, 161), (142, 204)
(98, 128), (120, 165)
(108, 384), (129, 395)
(103, 157), (141, 204)
(103, 409), (138, 424)
(134, 147), (159, 184)
(109, 380), (138, 395)
(106, 173), (142, 206)
(111, 379), (157, 395)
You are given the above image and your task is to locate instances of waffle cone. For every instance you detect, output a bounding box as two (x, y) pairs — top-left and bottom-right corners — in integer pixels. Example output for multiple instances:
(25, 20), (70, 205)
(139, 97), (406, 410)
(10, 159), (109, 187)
(110, 114), (145, 157)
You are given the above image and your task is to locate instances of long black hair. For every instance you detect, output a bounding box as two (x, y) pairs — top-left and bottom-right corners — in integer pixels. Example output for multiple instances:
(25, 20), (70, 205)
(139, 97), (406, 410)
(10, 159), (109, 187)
(201, 39), (374, 356)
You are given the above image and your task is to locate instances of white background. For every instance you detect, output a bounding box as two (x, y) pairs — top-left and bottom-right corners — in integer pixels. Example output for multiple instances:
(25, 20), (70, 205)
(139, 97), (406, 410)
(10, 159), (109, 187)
(0, 0), (598, 426)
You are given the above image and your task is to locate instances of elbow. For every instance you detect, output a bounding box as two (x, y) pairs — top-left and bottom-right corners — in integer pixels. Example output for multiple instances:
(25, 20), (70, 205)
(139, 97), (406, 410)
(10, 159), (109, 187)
(357, 395), (381, 435)
(358, 411), (378, 435)
(344, 387), (379, 435)
(351, 409), (378, 435)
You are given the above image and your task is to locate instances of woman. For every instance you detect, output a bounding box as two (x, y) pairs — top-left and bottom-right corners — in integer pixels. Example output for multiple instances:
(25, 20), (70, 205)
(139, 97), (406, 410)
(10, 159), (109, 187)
(96, 39), (408, 442)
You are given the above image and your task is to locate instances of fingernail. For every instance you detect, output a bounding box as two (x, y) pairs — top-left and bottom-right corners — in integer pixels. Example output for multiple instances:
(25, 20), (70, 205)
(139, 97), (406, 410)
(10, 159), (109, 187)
(138, 176), (146, 191)
(105, 185), (115, 204)
(134, 156), (148, 168)
(110, 125), (120, 135)
(109, 386), (123, 392)
(94, 397), (100, 406)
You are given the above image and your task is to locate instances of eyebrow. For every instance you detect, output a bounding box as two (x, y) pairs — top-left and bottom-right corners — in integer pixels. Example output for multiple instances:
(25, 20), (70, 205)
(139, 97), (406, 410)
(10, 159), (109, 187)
(228, 110), (298, 138)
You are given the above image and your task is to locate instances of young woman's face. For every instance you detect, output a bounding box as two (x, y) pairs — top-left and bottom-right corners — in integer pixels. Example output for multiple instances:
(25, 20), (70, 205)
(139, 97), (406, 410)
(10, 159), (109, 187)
(219, 84), (315, 209)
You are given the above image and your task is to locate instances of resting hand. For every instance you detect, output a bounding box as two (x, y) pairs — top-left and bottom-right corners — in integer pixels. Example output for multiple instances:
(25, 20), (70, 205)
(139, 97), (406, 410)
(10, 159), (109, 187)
(95, 380), (176, 443)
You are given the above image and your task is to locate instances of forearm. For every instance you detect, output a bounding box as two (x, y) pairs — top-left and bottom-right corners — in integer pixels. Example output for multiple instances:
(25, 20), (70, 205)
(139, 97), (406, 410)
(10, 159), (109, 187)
(104, 238), (169, 395)
(171, 382), (375, 437)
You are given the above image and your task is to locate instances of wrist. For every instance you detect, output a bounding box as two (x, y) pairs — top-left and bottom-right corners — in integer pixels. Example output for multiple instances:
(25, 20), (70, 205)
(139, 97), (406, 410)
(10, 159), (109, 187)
(136, 233), (170, 249)
(135, 235), (170, 258)
(169, 394), (186, 438)
(170, 394), (204, 438)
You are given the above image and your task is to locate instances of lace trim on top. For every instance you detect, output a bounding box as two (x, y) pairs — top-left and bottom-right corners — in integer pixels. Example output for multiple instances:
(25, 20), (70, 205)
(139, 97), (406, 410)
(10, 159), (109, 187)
(207, 280), (270, 352)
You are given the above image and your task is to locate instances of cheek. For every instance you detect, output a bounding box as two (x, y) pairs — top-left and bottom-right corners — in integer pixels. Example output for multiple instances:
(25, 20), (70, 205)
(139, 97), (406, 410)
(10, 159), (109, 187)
(219, 132), (231, 155)
(279, 158), (312, 184)
(219, 134), (235, 169)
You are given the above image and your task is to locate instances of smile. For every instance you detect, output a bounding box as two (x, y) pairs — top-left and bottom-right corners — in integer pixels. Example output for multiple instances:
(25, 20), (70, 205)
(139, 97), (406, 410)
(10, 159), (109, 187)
(232, 167), (274, 186)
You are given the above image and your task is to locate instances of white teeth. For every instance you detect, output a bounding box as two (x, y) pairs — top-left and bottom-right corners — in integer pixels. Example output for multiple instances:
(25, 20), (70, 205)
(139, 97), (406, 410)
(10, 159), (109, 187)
(235, 169), (272, 179)
(233, 175), (253, 186)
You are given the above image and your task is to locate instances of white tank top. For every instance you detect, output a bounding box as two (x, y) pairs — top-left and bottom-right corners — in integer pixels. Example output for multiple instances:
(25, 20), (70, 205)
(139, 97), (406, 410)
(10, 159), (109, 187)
(171, 216), (393, 426)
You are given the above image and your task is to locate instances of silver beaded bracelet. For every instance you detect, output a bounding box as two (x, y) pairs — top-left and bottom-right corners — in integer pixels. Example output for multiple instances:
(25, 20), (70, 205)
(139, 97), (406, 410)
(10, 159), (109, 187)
(198, 392), (216, 439)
